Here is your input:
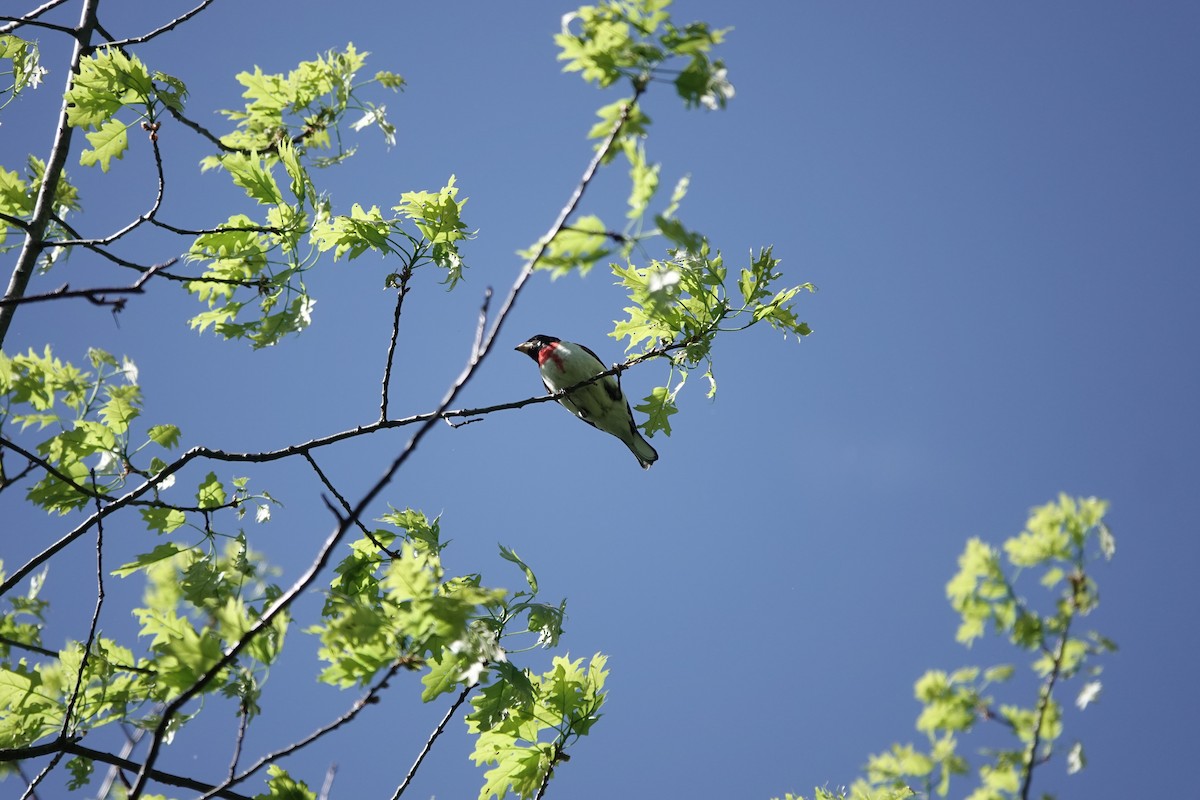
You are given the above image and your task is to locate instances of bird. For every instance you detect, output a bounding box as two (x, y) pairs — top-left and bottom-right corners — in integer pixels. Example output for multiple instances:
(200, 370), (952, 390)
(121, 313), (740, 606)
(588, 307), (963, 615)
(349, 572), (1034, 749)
(515, 334), (659, 469)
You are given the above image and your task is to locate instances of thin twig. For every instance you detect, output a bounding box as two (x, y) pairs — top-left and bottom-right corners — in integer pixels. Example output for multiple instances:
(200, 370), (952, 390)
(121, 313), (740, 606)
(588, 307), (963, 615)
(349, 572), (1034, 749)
(0, 635), (57, 658)
(0, 740), (253, 799)
(227, 704), (250, 781)
(391, 682), (476, 799)
(302, 451), (400, 557)
(0, 14), (75, 37)
(103, 0), (216, 47)
(533, 746), (560, 800)
(0, 0), (73, 35)
(57, 471), (107, 743)
(380, 265), (414, 421)
(200, 660), (410, 798)
(95, 722), (148, 800)
(19, 749), (59, 799)
(1019, 615), (1073, 800)
(318, 764), (337, 800)
(0, 259), (174, 308)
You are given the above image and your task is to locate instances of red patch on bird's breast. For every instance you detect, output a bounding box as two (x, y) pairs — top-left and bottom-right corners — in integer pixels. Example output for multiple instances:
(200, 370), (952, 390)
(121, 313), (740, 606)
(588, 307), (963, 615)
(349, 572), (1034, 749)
(537, 341), (565, 372)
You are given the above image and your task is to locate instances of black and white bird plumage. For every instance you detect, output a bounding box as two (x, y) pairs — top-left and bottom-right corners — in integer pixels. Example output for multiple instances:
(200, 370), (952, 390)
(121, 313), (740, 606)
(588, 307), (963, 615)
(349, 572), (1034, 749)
(515, 334), (659, 469)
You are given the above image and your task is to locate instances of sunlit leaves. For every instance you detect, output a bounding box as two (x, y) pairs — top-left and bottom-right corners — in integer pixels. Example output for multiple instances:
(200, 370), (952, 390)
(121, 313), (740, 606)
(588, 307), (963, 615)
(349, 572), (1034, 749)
(0, 346), (174, 513)
(64, 48), (185, 171)
(394, 175), (472, 286)
(184, 214), (318, 348)
(260, 765), (316, 799)
(79, 119), (129, 172)
(311, 203), (390, 260)
(216, 43), (394, 159)
(309, 533), (506, 691)
(217, 151), (285, 205)
(467, 654), (608, 800)
(824, 497), (1117, 800)
(557, 0), (730, 109)
(528, 215), (610, 277)
(0, 157), (80, 254)
(0, 34), (47, 105)
(65, 48), (153, 130)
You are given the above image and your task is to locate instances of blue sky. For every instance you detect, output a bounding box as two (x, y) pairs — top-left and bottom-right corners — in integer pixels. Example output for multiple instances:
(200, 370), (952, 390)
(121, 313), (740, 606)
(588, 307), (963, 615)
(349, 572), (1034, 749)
(3, 2), (1198, 798)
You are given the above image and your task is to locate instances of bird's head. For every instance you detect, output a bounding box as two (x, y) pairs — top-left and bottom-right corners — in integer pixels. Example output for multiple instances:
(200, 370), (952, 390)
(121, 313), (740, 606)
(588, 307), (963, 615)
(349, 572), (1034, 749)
(515, 334), (560, 362)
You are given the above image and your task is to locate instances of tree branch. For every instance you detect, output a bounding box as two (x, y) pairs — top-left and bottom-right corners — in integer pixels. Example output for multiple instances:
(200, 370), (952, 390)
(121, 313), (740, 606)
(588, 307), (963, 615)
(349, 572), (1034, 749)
(0, 0), (73, 36)
(102, 0), (216, 47)
(0, 739), (254, 799)
(0, 259), (174, 308)
(1019, 615), (1073, 800)
(200, 660), (411, 799)
(391, 682), (477, 799)
(380, 264), (414, 421)
(0, 0), (101, 347)
(57, 472), (107, 744)
(0, 330), (685, 602)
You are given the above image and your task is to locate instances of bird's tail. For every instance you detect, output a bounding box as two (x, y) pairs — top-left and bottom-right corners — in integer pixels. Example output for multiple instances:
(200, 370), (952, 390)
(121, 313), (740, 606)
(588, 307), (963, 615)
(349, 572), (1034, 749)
(629, 432), (659, 470)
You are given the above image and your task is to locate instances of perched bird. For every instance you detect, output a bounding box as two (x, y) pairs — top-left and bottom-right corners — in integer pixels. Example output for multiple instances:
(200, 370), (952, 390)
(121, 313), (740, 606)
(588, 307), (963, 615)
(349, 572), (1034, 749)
(515, 334), (659, 469)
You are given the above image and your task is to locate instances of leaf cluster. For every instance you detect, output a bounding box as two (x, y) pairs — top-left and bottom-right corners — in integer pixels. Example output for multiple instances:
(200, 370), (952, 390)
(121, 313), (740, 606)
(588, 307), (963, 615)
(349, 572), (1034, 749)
(775, 495), (1117, 800)
(0, 346), (179, 513)
(556, 0), (733, 109)
(467, 654), (608, 800)
(0, 2), (810, 798)
(0, 34), (48, 108)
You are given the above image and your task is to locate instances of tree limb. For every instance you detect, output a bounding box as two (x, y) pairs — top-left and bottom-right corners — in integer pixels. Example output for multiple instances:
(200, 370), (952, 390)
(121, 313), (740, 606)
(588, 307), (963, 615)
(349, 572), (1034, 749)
(0, 0), (101, 347)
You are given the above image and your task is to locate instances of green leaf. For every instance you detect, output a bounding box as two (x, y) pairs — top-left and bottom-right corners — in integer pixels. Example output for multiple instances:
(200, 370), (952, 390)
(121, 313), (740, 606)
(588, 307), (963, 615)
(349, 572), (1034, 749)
(258, 764), (316, 800)
(79, 118), (129, 172)
(374, 70), (406, 89)
(113, 543), (185, 577)
(65, 755), (93, 790)
(139, 506), (187, 534)
(65, 48), (153, 130)
(498, 545), (538, 594)
(219, 151), (284, 205)
(197, 472), (226, 509)
(100, 384), (141, 434)
(147, 424), (181, 448)
(634, 386), (677, 437)
(529, 214), (609, 277)
(311, 203), (391, 260)
(422, 649), (467, 702)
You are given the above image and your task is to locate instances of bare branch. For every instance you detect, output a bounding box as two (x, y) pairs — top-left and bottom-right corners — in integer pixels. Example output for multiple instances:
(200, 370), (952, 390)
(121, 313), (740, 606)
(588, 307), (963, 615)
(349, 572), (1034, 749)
(199, 660), (411, 798)
(0, 211), (32, 231)
(227, 703), (250, 780)
(0, 258), (174, 308)
(0, 739), (254, 799)
(0, 0), (102, 348)
(103, 0), (216, 47)
(57, 471), (108, 743)
(380, 265), (414, 421)
(43, 128), (169, 250)
(0, 14), (75, 37)
(0, 0), (74, 36)
(303, 451), (400, 557)
(318, 764), (337, 800)
(0, 332), (685, 602)
(1019, 611), (1074, 799)
(18, 749), (61, 799)
(0, 437), (106, 502)
(391, 682), (476, 799)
